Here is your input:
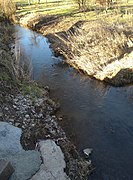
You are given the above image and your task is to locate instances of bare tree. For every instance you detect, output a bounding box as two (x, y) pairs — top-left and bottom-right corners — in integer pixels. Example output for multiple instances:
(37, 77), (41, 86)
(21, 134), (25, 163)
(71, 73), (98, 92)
(28, 0), (31, 5)
(74, 0), (87, 10)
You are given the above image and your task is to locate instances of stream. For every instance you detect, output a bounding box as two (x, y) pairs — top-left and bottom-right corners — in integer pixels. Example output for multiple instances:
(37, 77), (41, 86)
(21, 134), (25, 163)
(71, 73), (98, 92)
(15, 25), (133, 180)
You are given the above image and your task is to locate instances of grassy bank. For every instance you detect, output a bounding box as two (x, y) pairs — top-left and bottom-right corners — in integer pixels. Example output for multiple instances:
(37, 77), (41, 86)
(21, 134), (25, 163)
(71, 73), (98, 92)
(0, 16), (18, 103)
(47, 20), (133, 86)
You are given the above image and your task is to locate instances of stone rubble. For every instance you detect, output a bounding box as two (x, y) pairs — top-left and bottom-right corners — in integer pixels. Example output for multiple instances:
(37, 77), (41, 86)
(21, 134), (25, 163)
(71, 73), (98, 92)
(0, 93), (64, 149)
(0, 90), (92, 179)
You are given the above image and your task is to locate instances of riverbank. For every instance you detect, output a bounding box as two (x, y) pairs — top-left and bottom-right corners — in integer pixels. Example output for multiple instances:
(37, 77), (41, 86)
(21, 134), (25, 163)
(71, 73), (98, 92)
(47, 20), (133, 86)
(15, 11), (133, 86)
(0, 18), (92, 179)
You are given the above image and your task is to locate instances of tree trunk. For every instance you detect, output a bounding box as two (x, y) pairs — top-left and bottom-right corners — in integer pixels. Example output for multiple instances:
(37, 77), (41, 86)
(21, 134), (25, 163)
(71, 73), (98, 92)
(28, 0), (31, 5)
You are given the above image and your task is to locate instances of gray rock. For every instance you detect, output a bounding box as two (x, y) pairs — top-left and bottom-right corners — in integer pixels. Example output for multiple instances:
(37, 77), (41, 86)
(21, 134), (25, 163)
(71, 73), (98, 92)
(0, 122), (41, 180)
(21, 125), (25, 129)
(32, 109), (35, 114)
(44, 86), (50, 92)
(13, 98), (18, 102)
(5, 107), (9, 111)
(25, 114), (30, 119)
(83, 148), (93, 157)
(86, 160), (91, 166)
(31, 124), (35, 127)
(9, 119), (14, 123)
(0, 113), (3, 117)
(0, 122), (22, 152)
(31, 140), (70, 180)
(15, 122), (20, 127)
(38, 113), (43, 118)
(0, 159), (14, 180)
(13, 105), (17, 109)
(58, 117), (63, 121)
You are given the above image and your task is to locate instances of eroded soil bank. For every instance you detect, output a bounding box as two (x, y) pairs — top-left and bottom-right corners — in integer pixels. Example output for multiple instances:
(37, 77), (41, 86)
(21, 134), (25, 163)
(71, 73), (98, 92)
(0, 18), (92, 179)
(17, 14), (133, 86)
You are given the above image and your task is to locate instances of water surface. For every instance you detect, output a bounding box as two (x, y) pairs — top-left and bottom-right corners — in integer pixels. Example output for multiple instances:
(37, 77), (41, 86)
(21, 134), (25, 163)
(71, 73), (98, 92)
(15, 25), (133, 180)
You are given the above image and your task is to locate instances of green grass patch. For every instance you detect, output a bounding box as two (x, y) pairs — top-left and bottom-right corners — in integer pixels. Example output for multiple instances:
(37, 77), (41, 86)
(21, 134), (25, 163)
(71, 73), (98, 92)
(15, 0), (77, 16)
(20, 83), (44, 98)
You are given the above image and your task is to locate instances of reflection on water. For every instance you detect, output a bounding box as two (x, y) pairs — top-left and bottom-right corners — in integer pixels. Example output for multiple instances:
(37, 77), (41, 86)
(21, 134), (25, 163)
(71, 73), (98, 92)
(15, 25), (133, 180)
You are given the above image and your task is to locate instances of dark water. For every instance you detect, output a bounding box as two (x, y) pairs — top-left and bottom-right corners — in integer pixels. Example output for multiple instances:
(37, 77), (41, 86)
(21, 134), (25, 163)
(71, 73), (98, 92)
(15, 25), (133, 180)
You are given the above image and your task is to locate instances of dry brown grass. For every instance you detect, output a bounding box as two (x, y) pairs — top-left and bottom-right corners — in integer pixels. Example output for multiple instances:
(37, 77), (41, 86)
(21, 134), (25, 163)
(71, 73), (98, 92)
(0, 22), (16, 81)
(0, 0), (16, 19)
(48, 20), (133, 84)
(14, 42), (33, 80)
(0, 20), (32, 83)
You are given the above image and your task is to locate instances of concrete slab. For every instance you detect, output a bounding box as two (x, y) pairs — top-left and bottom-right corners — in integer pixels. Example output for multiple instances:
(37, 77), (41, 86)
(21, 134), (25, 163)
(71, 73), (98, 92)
(0, 122), (42, 180)
(31, 140), (70, 180)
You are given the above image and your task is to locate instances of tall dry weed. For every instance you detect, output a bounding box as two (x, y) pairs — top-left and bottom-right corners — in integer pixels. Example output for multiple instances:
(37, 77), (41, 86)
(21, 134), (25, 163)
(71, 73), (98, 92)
(0, 0), (16, 19)
(54, 21), (133, 77)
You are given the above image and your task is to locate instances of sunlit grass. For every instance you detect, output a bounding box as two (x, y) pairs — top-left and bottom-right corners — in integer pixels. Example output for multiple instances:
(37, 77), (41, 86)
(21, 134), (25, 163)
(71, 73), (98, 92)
(14, 0), (133, 27)
(15, 0), (77, 16)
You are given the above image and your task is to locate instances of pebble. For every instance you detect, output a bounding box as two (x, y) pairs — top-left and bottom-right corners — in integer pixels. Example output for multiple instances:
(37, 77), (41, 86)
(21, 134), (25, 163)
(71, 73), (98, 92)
(59, 117), (63, 121)
(9, 119), (14, 122)
(23, 98), (26, 102)
(32, 109), (35, 114)
(13, 105), (17, 109)
(15, 123), (20, 127)
(27, 119), (30, 123)
(86, 160), (91, 166)
(0, 113), (3, 117)
(38, 113), (43, 118)
(5, 107), (9, 111)
(44, 86), (50, 92)
(13, 98), (18, 102)
(25, 114), (30, 119)
(8, 122), (13, 125)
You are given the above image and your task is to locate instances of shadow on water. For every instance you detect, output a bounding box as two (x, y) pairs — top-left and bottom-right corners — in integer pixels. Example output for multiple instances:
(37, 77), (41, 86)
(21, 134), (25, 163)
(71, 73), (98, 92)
(15, 25), (133, 180)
